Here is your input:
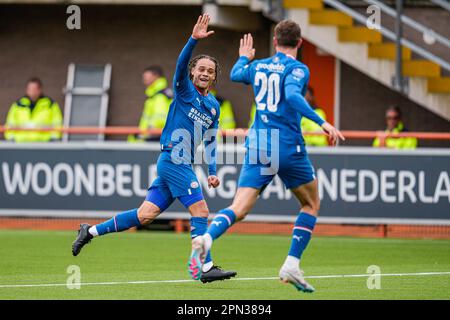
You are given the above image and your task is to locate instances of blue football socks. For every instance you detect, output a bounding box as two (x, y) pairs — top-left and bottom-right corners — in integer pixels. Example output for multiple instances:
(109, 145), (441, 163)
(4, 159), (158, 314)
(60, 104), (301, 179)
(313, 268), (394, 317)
(206, 208), (237, 240)
(288, 212), (317, 259)
(95, 208), (141, 236)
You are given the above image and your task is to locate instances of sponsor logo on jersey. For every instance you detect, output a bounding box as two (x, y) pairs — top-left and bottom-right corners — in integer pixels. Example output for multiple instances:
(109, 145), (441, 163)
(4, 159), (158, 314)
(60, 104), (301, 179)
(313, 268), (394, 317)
(292, 68), (305, 79)
(188, 107), (214, 129)
(190, 181), (199, 189)
(255, 62), (285, 73)
(211, 107), (216, 116)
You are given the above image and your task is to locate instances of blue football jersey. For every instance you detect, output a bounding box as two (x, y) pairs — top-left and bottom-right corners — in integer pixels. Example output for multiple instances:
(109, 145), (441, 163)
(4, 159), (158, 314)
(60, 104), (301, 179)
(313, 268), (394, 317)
(230, 52), (324, 152)
(160, 37), (220, 175)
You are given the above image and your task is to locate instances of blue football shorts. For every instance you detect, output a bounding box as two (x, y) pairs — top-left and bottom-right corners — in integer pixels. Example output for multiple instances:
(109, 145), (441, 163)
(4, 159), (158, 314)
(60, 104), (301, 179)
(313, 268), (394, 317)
(145, 151), (204, 211)
(238, 146), (316, 191)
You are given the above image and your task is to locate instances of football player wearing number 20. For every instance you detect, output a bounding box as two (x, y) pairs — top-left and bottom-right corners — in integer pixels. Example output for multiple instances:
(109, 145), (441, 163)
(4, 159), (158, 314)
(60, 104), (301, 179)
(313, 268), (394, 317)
(189, 20), (345, 292)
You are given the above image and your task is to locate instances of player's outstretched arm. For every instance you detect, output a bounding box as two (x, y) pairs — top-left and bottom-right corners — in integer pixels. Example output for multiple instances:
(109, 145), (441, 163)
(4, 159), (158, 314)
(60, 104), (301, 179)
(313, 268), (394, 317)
(230, 33), (255, 83)
(174, 14), (215, 92)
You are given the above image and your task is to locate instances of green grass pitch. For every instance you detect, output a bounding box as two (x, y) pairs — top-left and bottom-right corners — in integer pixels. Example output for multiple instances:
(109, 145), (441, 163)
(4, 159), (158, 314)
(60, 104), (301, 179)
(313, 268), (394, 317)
(0, 229), (449, 299)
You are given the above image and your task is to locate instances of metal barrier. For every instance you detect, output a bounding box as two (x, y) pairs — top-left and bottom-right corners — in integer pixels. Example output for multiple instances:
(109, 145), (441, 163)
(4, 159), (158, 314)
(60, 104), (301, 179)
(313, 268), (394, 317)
(1, 126), (450, 147)
(364, 0), (450, 50)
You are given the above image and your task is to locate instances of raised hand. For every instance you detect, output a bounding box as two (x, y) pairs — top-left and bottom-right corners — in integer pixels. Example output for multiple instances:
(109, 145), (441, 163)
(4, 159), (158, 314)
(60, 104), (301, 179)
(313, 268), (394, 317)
(192, 14), (215, 40)
(321, 122), (345, 146)
(239, 33), (256, 60)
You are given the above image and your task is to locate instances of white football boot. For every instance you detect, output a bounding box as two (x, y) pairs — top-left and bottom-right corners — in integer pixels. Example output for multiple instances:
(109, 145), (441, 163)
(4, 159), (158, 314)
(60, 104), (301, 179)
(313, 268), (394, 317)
(279, 265), (315, 293)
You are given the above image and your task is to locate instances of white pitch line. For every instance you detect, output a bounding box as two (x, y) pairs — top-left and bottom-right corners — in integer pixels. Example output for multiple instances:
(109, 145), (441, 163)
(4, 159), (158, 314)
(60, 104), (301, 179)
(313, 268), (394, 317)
(0, 271), (449, 289)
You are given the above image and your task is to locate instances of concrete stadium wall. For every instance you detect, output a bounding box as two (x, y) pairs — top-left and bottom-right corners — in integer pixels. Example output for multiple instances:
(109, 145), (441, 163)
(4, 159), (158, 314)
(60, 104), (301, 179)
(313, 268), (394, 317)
(0, 4), (271, 131)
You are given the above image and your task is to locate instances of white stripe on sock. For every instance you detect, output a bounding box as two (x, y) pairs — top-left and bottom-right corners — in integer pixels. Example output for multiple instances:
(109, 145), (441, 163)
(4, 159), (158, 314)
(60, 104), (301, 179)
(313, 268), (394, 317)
(293, 226), (312, 233)
(113, 216), (118, 232)
(214, 214), (232, 226)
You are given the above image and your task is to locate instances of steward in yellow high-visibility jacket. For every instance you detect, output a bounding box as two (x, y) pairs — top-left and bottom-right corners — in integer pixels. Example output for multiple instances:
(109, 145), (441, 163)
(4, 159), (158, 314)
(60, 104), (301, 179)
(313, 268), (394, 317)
(210, 90), (236, 130)
(301, 107), (328, 146)
(300, 86), (328, 146)
(128, 77), (172, 142)
(248, 103), (256, 128)
(372, 121), (418, 149)
(373, 106), (418, 149)
(5, 80), (63, 143)
(210, 90), (236, 143)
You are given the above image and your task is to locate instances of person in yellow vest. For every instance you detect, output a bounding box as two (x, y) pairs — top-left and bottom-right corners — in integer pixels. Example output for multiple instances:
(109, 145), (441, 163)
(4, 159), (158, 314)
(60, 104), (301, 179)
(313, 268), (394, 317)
(128, 66), (172, 142)
(5, 78), (62, 142)
(373, 106), (418, 149)
(301, 87), (328, 146)
(210, 89), (236, 143)
(248, 102), (256, 128)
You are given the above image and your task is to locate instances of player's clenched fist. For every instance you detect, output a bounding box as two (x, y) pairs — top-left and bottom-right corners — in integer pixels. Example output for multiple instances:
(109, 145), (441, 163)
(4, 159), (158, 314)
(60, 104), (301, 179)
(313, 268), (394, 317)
(207, 175), (220, 188)
(192, 14), (215, 40)
(239, 33), (255, 61)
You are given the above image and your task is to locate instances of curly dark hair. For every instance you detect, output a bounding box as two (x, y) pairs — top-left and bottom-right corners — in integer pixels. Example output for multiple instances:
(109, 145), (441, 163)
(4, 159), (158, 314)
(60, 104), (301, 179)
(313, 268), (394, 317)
(188, 54), (221, 85)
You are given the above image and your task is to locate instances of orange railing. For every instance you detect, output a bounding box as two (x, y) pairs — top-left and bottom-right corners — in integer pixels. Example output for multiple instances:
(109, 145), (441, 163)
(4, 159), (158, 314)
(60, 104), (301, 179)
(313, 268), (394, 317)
(0, 126), (450, 147)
